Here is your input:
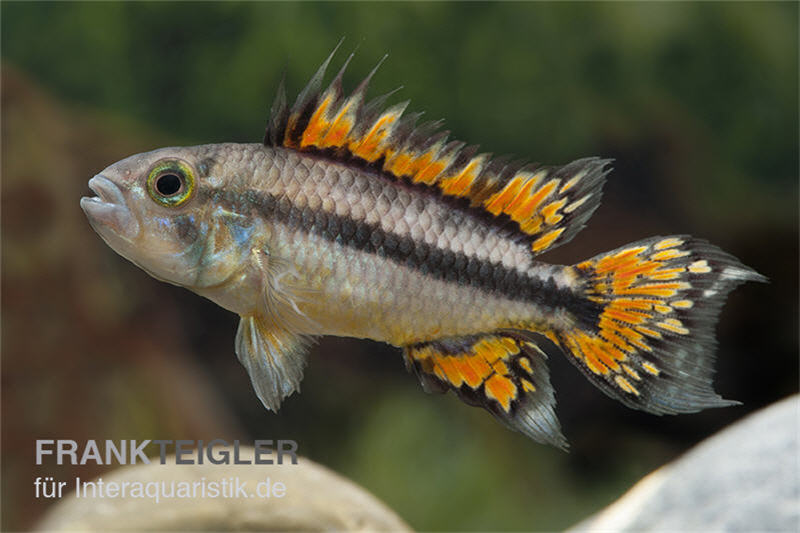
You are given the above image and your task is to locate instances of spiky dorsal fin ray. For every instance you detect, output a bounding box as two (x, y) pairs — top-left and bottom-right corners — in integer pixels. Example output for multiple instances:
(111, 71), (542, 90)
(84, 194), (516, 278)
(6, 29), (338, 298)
(265, 74), (288, 147)
(264, 48), (611, 256)
(404, 333), (567, 449)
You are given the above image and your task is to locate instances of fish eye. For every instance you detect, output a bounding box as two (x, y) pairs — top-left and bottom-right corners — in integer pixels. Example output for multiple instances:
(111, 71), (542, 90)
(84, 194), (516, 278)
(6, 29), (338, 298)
(155, 173), (182, 196)
(146, 160), (196, 207)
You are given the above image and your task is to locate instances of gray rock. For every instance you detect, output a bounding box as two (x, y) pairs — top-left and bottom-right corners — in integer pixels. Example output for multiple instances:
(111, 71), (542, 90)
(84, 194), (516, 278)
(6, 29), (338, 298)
(571, 394), (800, 532)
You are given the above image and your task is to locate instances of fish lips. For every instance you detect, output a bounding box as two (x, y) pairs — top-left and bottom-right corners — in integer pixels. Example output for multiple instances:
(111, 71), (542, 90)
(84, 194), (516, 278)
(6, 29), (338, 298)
(80, 175), (140, 241)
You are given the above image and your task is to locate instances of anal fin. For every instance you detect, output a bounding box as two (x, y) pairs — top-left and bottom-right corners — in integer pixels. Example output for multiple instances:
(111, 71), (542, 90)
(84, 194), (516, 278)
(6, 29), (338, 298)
(404, 333), (566, 449)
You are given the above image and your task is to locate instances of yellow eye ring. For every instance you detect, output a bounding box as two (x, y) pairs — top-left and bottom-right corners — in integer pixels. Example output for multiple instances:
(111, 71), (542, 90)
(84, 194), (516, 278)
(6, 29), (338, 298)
(146, 159), (196, 207)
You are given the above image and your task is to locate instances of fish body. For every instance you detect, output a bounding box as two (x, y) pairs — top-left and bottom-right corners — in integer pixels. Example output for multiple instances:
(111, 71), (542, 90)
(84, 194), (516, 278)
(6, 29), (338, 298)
(81, 49), (764, 448)
(203, 144), (571, 344)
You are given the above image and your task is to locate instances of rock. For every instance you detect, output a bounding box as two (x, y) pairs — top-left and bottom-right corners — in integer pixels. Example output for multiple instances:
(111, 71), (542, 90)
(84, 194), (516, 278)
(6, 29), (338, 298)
(570, 395), (799, 532)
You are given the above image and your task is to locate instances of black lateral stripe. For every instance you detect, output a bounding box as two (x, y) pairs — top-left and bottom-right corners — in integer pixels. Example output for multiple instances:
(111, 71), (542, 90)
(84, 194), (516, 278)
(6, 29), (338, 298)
(206, 187), (602, 325)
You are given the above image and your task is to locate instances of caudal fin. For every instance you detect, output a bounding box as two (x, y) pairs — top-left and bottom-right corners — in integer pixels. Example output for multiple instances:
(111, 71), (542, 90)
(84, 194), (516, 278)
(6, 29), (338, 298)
(555, 236), (766, 414)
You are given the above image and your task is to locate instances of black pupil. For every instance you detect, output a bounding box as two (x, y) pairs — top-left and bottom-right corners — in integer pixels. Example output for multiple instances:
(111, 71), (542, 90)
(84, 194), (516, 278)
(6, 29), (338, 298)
(156, 173), (182, 196)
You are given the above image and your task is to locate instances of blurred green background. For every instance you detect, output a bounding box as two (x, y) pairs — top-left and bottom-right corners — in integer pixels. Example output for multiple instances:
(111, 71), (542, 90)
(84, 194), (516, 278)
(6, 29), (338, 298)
(2, 2), (797, 531)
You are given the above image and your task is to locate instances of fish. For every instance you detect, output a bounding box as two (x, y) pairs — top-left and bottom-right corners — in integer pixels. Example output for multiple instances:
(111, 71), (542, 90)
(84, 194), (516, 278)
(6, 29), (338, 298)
(81, 46), (765, 448)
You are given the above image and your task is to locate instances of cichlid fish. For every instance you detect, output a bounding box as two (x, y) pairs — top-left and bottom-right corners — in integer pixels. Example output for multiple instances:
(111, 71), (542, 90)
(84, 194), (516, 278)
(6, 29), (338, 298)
(81, 47), (764, 448)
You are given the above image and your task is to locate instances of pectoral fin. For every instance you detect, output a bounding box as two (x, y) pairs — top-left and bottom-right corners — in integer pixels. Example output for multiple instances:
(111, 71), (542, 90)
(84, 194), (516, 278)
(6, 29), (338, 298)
(236, 247), (318, 412)
(236, 315), (312, 411)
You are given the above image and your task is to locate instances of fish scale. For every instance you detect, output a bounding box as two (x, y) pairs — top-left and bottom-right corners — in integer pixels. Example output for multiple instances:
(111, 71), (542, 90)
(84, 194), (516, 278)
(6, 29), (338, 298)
(81, 48), (765, 448)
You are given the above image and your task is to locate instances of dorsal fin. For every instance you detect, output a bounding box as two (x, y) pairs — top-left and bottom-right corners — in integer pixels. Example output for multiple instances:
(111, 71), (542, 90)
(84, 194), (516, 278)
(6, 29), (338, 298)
(265, 49), (612, 256)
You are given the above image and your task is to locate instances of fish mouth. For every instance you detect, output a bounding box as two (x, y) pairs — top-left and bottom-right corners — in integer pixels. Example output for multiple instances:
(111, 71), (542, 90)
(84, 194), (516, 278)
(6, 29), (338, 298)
(80, 175), (140, 240)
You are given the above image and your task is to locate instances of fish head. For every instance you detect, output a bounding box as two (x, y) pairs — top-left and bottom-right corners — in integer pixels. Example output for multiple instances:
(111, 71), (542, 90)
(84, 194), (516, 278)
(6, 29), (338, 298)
(81, 146), (235, 288)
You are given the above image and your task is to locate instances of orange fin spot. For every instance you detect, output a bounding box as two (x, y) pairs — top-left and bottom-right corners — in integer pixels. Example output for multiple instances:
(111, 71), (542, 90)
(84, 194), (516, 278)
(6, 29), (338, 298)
(657, 318), (690, 335)
(559, 171), (585, 193)
(689, 260), (712, 273)
(505, 174), (542, 216)
(521, 378), (537, 393)
(614, 375), (640, 396)
(563, 194), (590, 214)
(440, 156), (486, 196)
(532, 227), (565, 253)
(654, 237), (684, 250)
(300, 95), (334, 147)
(485, 374), (517, 412)
(484, 176), (525, 215)
(641, 362), (660, 375)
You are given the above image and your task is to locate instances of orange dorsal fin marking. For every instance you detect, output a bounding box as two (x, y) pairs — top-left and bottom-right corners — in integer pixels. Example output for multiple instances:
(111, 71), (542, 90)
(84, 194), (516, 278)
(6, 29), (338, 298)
(265, 49), (612, 255)
(300, 94), (334, 147)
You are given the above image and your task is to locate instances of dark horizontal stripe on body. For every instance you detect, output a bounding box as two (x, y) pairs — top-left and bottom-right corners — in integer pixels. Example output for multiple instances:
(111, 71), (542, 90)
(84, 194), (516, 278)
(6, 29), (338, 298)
(203, 186), (603, 329)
